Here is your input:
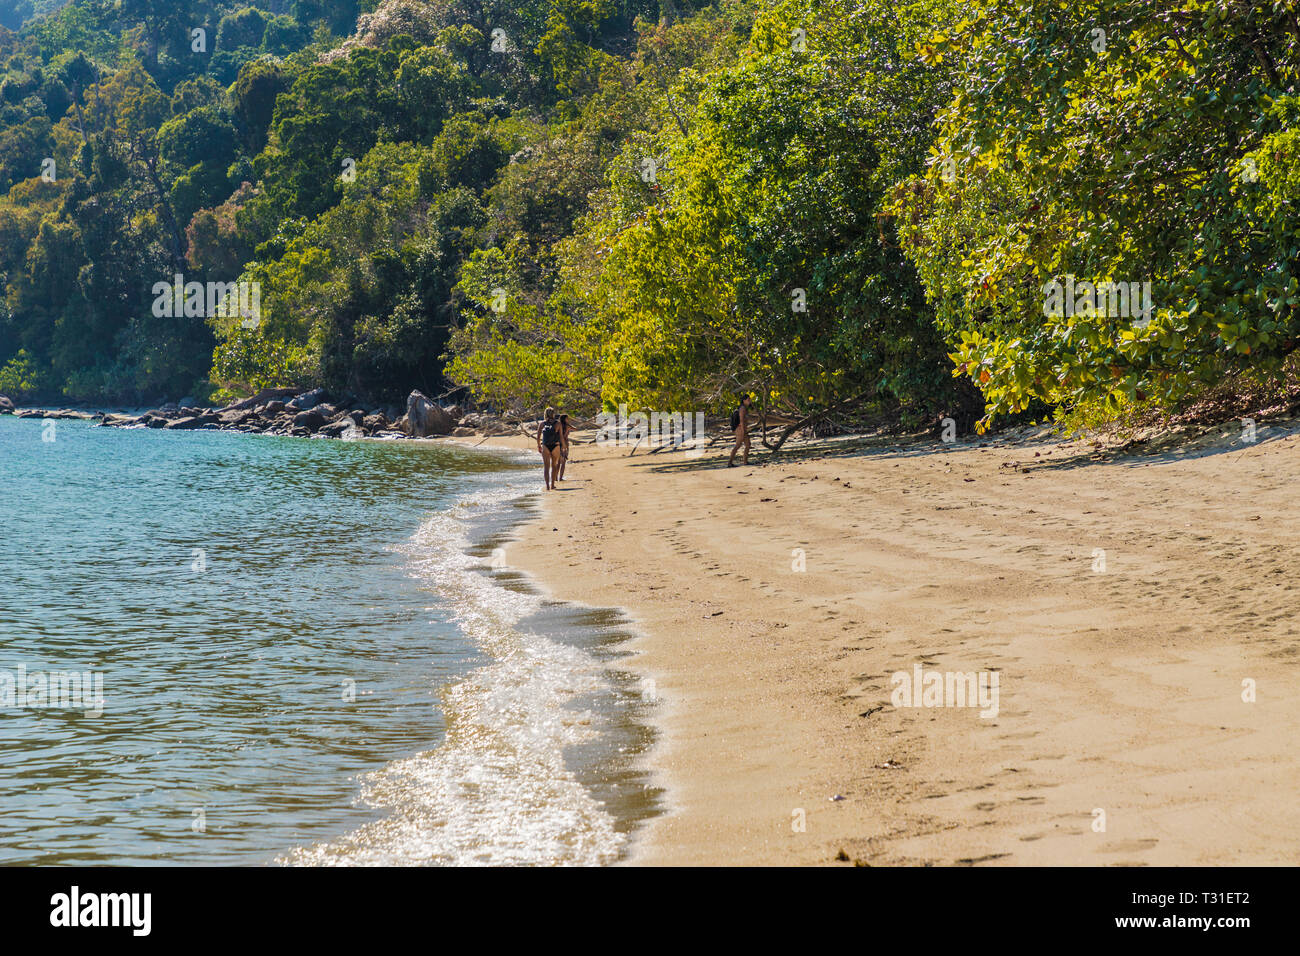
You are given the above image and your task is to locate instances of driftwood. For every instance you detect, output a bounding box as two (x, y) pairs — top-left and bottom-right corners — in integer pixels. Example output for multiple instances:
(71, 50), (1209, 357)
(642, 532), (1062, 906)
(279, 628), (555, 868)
(758, 390), (877, 453)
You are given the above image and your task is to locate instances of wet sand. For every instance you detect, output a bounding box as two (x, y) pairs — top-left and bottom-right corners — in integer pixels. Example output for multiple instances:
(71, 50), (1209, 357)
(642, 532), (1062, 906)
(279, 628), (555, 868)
(469, 419), (1300, 865)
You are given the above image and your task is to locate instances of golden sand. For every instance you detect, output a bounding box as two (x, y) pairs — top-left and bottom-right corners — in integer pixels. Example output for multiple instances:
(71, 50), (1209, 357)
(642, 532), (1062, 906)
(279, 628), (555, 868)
(471, 421), (1300, 865)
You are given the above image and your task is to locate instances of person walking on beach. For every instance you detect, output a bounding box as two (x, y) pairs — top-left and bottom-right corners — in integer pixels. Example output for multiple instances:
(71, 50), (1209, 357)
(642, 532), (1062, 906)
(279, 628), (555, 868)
(538, 407), (564, 490)
(728, 394), (753, 468)
(556, 413), (576, 481)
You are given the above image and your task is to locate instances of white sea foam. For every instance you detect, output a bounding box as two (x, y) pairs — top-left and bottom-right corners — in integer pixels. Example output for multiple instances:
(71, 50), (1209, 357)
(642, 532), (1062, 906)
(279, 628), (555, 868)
(280, 469), (625, 866)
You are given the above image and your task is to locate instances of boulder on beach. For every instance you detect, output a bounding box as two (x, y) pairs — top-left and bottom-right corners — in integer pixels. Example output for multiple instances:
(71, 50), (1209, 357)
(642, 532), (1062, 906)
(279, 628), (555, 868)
(99, 413), (145, 428)
(286, 388), (328, 412)
(219, 408), (260, 427)
(222, 387), (303, 413)
(318, 418), (364, 439)
(19, 408), (98, 420)
(292, 408), (328, 432)
(168, 413), (220, 429)
(0, 395), (13, 414)
(402, 390), (455, 437)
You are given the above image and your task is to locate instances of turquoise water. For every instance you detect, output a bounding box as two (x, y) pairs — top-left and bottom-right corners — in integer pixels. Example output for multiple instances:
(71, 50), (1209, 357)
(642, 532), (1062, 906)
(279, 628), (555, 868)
(0, 416), (653, 865)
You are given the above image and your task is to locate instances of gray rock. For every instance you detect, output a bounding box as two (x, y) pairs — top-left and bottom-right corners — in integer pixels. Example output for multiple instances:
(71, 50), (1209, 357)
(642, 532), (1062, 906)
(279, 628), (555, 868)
(293, 409), (327, 432)
(403, 390), (454, 437)
(222, 387), (303, 413)
(99, 413), (146, 427)
(21, 408), (97, 420)
(0, 395), (13, 413)
(220, 408), (259, 426)
(317, 419), (363, 438)
(362, 413), (388, 432)
(286, 388), (327, 412)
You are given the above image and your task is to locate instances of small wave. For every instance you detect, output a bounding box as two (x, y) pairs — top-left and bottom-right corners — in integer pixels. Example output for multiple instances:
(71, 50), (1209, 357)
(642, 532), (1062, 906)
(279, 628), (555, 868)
(281, 470), (626, 866)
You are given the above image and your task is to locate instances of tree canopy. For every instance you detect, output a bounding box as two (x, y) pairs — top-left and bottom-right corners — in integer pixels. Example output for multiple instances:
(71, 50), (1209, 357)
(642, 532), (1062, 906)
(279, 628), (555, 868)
(0, 0), (1294, 435)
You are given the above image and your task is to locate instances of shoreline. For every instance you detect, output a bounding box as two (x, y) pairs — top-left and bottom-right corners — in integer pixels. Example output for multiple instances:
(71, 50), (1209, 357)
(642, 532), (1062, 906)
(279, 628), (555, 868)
(457, 482), (666, 861)
(470, 420), (1300, 865)
(281, 440), (661, 865)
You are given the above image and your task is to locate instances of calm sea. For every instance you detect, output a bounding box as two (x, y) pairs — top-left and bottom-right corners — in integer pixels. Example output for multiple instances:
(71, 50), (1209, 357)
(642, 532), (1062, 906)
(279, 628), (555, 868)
(0, 416), (657, 865)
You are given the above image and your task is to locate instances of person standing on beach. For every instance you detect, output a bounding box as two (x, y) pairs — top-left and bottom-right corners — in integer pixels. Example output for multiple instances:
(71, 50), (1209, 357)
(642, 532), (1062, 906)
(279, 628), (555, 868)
(556, 413), (576, 481)
(538, 407), (563, 490)
(728, 394), (753, 468)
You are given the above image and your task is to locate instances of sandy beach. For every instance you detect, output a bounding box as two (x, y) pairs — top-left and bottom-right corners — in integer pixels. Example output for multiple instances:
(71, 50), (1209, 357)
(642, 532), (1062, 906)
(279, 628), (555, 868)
(479, 418), (1300, 866)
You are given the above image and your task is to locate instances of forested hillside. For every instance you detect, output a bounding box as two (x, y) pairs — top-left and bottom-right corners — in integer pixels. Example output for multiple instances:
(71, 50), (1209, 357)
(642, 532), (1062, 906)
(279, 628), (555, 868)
(1, 0), (1297, 434)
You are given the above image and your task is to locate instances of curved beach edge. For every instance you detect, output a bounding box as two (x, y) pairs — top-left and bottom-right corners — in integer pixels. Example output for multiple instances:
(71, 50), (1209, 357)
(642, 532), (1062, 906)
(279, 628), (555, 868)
(451, 422), (1300, 866)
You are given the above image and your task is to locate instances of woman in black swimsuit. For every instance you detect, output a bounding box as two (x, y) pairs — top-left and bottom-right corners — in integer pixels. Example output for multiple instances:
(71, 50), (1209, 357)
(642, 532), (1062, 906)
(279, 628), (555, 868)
(538, 407), (563, 490)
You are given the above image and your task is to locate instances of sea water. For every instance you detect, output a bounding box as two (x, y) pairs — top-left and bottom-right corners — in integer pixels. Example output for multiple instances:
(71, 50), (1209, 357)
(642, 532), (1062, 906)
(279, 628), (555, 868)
(0, 416), (657, 865)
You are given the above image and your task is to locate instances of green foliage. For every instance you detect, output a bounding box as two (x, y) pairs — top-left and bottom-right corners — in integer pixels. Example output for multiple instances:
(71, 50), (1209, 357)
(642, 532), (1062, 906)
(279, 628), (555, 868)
(892, 0), (1300, 430)
(0, 348), (40, 396)
(3, 0), (1294, 430)
(448, 0), (959, 426)
(0, 0), (337, 402)
(213, 143), (485, 400)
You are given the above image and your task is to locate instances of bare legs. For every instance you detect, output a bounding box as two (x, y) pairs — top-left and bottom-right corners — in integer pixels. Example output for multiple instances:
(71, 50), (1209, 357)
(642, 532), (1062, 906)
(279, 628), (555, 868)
(728, 429), (750, 467)
(541, 445), (563, 489)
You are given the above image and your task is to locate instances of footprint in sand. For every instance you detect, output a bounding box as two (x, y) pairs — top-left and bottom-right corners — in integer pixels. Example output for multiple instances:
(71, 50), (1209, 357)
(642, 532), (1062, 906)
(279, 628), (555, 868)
(1100, 838), (1159, 853)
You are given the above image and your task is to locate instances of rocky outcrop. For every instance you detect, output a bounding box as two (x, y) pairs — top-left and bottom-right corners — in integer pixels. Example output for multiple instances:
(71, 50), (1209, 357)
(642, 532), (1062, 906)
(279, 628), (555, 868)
(286, 388), (327, 412)
(165, 413), (221, 430)
(458, 411), (517, 436)
(88, 387), (519, 442)
(219, 408), (260, 427)
(0, 395), (13, 414)
(292, 408), (328, 432)
(401, 390), (455, 437)
(14, 408), (98, 420)
(223, 387), (303, 413)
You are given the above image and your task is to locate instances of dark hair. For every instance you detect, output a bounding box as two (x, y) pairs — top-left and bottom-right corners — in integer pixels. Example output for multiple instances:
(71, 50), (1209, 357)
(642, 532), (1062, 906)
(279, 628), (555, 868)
(559, 413), (569, 425)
